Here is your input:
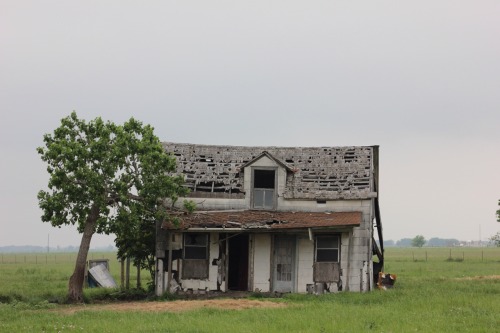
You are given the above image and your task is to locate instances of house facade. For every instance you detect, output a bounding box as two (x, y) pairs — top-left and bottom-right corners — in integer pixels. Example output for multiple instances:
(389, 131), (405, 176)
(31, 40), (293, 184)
(155, 143), (384, 295)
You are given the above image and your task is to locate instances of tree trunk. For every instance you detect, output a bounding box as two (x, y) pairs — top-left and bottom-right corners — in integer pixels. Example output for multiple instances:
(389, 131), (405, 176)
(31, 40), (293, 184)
(67, 204), (99, 303)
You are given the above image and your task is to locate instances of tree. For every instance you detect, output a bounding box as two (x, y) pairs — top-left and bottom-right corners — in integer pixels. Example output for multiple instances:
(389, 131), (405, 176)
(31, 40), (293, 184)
(497, 199), (500, 222)
(396, 238), (413, 247)
(37, 112), (187, 302)
(411, 235), (426, 247)
(111, 198), (195, 288)
(490, 232), (500, 247)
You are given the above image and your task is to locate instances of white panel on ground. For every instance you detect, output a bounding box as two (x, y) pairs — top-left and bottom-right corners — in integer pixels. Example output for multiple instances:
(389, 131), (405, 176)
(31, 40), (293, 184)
(89, 264), (118, 288)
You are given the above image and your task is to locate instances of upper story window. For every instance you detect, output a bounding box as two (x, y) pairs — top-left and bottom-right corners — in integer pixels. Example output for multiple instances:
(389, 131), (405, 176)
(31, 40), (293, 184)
(252, 169), (276, 210)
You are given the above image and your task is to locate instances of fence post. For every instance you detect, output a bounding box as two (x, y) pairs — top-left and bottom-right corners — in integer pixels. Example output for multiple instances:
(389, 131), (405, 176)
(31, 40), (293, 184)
(426, 251), (428, 262)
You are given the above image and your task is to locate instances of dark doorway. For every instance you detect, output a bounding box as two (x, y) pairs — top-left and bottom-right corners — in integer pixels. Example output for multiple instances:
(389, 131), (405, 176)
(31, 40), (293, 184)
(228, 234), (249, 291)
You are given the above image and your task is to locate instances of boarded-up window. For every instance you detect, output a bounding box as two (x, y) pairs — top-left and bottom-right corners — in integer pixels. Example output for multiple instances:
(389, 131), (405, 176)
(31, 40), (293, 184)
(313, 262), (340, 283)
(182, 234), (209, 279)
(314, 235), (340, 283)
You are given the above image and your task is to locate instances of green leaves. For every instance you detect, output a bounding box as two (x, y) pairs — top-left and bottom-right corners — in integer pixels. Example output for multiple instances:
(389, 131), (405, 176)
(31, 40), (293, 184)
(496, 199), (499, 223)
(411, 235), (426, 248)
(38, 112), (189, 274)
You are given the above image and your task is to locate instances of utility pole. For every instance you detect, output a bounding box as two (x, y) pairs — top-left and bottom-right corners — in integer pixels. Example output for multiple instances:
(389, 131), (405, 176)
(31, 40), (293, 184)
(479, 225), (481, 247)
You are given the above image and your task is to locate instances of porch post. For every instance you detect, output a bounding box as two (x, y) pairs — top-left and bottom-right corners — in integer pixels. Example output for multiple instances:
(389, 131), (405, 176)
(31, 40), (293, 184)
(156, 259), (164, 296)
(167, 231), (173, 293)
(345, 230), (353, 291)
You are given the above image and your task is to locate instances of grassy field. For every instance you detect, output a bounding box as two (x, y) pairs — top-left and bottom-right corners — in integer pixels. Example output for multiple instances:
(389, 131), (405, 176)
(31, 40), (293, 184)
(0, 247), (499, 332)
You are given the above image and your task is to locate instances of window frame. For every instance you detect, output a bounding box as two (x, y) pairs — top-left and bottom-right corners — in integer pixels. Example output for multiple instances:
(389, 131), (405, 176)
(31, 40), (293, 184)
(315, 234), (340, 263)
(251, 167), (277, 210)
(183, 233), (209, 260)
(182, 233), (209, 279)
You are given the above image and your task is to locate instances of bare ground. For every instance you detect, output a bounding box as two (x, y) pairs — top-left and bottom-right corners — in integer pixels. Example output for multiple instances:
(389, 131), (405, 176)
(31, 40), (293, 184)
(55, 299), (286, 315)
(456, 275), (500, 281)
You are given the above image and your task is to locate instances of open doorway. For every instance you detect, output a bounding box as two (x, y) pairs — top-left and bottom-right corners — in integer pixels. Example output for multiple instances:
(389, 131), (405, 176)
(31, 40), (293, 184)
(227, 234), (249, 291)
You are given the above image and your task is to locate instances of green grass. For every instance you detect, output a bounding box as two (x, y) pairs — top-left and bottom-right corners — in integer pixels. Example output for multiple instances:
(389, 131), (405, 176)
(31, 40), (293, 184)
(0, 252), (152, 304)
(0, 248), (499, 332)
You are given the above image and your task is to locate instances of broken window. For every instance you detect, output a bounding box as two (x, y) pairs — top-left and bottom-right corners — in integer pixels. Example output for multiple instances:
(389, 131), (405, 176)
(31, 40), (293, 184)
(182, 233), (209, 279)
(315, 235), (340, 262)
(253, 169), (276, 209)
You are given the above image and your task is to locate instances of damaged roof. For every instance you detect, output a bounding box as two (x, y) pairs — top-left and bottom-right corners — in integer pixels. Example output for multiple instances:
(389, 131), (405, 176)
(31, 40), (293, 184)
(162, 211), (362, 230)
(163, 142), (378, 200)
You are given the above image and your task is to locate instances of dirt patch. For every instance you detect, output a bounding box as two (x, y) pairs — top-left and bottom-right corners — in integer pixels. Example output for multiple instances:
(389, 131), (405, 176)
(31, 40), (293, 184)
(456, 275), (500, 281)
(55, 299), (286, 315)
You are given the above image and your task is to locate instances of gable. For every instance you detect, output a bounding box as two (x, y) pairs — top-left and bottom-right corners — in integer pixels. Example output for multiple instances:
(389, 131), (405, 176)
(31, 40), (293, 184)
(241, 151), (292, 171)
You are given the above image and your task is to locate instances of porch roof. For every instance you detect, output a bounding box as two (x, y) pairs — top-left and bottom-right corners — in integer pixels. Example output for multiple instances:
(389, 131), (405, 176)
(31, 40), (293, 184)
(162, 210), (361, 230)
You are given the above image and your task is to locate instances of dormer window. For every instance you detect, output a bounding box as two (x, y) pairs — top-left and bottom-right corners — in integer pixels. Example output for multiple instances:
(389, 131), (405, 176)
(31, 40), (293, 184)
(252, 168), (276, 210)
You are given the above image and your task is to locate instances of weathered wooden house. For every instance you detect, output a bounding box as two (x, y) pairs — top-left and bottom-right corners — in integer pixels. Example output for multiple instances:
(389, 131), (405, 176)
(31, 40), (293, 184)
(155, 143), (384, 295)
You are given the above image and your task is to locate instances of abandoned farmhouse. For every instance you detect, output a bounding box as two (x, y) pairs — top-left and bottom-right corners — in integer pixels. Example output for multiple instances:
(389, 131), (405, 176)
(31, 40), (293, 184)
(155, 143), (384, 295)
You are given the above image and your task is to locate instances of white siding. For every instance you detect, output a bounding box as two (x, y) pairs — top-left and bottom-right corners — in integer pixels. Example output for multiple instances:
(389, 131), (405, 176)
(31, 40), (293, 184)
(252, 233), (271, 292)
(296, 236), (314, 293)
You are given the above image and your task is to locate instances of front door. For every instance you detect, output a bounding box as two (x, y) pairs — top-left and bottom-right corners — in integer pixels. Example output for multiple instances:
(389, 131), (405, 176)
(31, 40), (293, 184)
(273, 235), (296, 292)
(228, 234), (249, 290)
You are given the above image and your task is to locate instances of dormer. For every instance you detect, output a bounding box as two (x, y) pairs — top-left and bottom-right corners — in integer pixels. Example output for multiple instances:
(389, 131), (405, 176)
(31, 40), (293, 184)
(241, 151), (292, 210)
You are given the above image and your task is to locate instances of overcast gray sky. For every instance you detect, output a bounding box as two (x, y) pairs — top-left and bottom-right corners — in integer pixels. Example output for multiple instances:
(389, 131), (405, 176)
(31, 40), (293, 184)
(1, 1), (499, 248)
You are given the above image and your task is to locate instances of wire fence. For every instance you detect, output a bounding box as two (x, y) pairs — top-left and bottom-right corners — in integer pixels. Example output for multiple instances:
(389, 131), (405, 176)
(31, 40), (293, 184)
(384, 247), (500, 262)
(0, 252), (116, 265)
(2, 249), (499, 264)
